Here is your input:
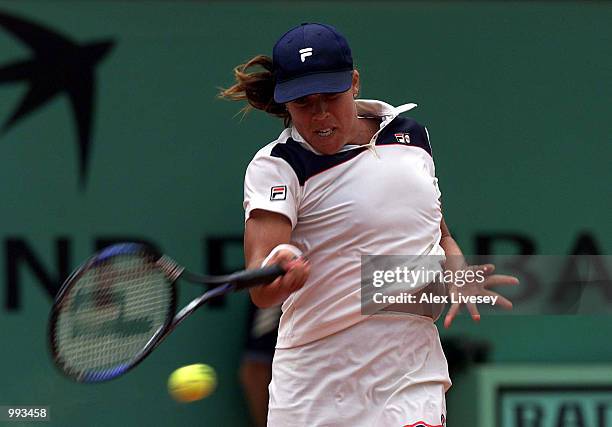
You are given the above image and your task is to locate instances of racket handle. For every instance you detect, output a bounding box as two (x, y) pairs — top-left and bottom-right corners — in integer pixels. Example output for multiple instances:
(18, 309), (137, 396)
(229, 264), (286, 290)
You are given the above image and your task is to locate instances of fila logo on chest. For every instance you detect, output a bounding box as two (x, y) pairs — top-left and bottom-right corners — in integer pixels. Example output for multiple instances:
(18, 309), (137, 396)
(394, 133), (411, 144)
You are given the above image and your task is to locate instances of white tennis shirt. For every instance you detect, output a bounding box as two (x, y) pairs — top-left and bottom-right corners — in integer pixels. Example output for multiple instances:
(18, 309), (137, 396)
(244, 99), (445, 348)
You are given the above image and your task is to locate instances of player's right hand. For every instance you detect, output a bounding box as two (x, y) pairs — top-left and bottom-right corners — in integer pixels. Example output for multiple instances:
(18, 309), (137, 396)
(262, 249), (310, 304)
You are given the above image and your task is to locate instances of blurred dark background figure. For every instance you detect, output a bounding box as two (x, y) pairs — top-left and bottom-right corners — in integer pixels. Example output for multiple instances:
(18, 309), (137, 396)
(240, 302), (282, 427)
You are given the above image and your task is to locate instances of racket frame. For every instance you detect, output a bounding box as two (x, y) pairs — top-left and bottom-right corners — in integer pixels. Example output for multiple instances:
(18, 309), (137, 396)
(49, 243), (284, 383)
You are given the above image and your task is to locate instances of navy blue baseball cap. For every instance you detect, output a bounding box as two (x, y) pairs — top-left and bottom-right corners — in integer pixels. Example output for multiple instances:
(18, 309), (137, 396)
(273, 23), (354, 103)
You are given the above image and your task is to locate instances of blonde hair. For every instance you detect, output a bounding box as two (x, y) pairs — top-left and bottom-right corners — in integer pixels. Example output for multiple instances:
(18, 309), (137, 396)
(218, 55), (291, 126)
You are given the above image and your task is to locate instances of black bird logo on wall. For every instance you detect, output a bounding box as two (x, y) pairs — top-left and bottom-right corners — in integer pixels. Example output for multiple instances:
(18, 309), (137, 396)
(0, 11), (115, 188)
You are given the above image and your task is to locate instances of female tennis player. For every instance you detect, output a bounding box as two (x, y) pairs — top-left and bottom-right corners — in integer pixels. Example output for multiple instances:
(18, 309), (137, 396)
(221, 22), (518, 427)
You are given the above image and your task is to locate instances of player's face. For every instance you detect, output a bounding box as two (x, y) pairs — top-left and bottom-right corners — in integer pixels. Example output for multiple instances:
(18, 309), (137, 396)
(286, 71), (361, 155)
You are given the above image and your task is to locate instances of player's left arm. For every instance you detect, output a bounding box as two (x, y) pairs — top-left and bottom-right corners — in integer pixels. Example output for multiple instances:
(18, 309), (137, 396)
(423, 124), (517, 327)
(439, 216), (519, 329)
(440, 217), (462, 261)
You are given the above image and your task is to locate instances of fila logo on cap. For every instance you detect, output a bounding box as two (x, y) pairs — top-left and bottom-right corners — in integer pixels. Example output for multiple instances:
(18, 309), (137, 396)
(270, 185), (287, 201)
(394, 133), (411, 144)
(299, 47), (313, 62)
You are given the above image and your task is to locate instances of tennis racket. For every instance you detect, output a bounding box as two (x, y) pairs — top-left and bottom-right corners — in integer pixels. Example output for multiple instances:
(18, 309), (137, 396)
(49, 242), (284, 383)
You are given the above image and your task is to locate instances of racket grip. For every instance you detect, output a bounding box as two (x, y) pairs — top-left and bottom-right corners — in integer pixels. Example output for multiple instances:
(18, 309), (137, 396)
(229, 264), (286, 290)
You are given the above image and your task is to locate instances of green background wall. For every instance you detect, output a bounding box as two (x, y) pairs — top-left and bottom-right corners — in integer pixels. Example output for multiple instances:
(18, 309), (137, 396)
(0, 1), (610, 426)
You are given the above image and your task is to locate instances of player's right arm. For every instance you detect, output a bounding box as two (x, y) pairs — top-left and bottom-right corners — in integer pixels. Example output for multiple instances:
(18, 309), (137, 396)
(244, 209), (310, 308)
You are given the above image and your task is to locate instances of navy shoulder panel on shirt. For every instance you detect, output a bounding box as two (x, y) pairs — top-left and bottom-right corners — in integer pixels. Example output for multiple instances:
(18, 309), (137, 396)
(375, 116), (432, 157)
(270, 138), (368, 186)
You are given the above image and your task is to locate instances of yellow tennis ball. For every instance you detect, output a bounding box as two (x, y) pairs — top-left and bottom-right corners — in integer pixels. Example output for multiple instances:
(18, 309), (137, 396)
(168, 364), (217, 402)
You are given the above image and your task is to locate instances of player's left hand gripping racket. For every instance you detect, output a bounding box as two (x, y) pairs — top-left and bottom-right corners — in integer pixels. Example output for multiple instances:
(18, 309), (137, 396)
(49, 242), (284, 383)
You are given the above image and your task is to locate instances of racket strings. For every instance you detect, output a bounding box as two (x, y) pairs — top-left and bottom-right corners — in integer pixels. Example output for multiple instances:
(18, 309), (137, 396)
(54, 254), (172, 376)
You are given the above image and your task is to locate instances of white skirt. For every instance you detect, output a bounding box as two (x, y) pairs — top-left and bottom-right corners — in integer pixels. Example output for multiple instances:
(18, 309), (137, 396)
(268, 314), (452, 427)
